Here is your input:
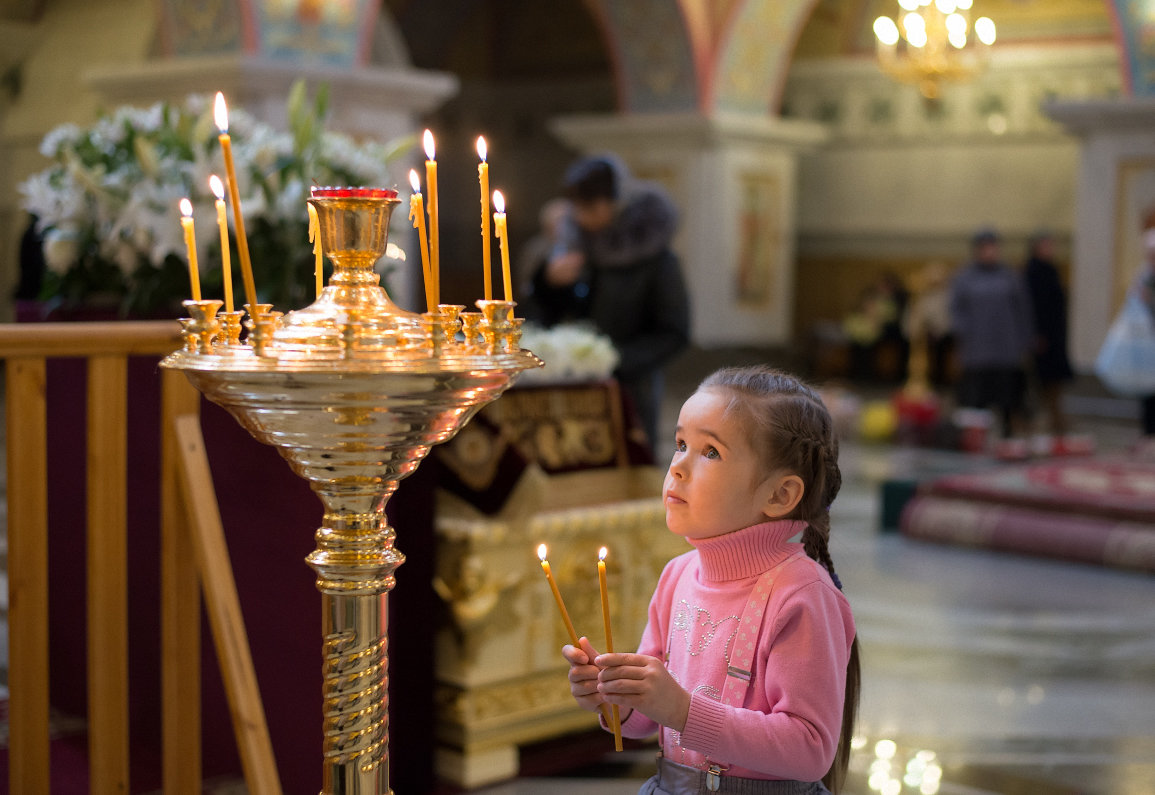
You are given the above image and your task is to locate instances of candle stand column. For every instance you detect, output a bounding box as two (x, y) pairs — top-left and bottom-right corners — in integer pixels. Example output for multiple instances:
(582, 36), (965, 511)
(307, 477), (405, 793)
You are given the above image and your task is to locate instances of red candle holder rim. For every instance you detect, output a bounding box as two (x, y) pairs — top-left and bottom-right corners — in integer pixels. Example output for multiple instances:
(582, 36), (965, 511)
(310, 187), (399, 199)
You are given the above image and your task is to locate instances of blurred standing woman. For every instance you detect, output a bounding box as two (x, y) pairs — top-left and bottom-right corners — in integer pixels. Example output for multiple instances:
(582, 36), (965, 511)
(1136, 214), (1155, 436)
(1023, 231), (1074, 442)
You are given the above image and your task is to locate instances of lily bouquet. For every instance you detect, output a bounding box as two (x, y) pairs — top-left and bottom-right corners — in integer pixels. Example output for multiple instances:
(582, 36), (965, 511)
(20, 81), (411, 318)
(518, 322), (620, 384)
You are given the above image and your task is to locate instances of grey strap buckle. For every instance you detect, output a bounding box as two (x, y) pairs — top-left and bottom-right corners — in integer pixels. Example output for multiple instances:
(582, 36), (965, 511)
(706, 763), (727, 791)
(726, 665), (752, 682)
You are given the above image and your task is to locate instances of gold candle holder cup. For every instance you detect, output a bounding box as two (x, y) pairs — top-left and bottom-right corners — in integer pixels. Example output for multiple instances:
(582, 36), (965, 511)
(182, 299), (225, 354)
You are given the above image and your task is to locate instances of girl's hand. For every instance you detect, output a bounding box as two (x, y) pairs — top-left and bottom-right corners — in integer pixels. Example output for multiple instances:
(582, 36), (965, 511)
(595, 652), (690, 732)
(562, 637), (604, 713)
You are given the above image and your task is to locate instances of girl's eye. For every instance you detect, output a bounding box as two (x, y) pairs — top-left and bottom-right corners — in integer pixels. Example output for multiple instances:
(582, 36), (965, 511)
(674, 439), (686, 452)
(704, 446), (720, 460)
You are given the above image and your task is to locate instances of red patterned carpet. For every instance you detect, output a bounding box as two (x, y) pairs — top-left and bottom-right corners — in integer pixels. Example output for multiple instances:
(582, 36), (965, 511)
(900, 455), (1155, 572)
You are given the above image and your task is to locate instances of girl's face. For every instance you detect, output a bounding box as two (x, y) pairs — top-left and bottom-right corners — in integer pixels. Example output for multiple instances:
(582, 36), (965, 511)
(664, 389), (794, 540)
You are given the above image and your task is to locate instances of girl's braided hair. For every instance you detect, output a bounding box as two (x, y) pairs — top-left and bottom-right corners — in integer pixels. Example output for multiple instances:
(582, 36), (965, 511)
(697, 365), (860, 794)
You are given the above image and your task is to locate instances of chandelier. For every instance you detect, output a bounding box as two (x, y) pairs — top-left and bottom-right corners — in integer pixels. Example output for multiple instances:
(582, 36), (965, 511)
(873, 0), (996, 100)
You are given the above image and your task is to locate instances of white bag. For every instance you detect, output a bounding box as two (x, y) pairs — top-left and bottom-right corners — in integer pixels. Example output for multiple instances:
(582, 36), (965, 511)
(1095, 291), (1155, 397)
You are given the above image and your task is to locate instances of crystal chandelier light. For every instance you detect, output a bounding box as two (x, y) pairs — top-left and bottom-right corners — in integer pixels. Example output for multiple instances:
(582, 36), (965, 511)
(873, 0), (996, 100)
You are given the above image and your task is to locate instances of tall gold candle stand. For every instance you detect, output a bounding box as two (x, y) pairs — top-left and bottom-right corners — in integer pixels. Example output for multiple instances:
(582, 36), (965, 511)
(162, 189), (541, 795)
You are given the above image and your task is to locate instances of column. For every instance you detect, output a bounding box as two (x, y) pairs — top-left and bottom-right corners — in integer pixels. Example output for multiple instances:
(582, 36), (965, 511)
(1046, 98), (1155, 368)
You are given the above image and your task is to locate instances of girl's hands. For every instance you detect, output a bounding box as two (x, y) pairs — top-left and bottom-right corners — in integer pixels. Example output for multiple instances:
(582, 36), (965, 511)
(595, 652), (690, 732)
(562, 637), (605, 713)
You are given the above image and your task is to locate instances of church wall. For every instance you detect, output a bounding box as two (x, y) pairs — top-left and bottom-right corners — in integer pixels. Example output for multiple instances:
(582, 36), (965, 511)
(794, 138), (1080, 336)
(783, 44), (1120, 345)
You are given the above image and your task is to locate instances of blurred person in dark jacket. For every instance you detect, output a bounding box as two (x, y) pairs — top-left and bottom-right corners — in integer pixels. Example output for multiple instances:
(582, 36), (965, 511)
(950, 228), (1034, 448)
(525, 154), (690, 452)
(1023, 231), (1075, 442)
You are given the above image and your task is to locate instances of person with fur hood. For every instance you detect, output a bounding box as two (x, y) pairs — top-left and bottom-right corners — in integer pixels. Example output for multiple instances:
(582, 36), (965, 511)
(525, 154), (691, 453)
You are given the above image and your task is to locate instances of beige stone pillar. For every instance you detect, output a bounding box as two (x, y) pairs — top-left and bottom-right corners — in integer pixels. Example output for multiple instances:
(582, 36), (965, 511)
(1046, 98), (1155, 369)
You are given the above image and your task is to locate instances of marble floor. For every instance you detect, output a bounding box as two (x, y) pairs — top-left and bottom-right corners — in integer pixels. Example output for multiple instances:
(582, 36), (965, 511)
(463, 385), (1155, 795)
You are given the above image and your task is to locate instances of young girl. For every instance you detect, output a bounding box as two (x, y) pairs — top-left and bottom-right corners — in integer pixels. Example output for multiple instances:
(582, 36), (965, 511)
(563, 366), (860, 794)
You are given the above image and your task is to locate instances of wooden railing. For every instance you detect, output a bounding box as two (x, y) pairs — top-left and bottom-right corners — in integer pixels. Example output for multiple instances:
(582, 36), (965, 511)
(1, 321), (280, 795)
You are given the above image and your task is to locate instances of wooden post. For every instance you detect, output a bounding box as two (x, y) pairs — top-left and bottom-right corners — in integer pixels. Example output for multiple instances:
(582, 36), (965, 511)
(6, 357), (50, 795)
(160, 370), (203, 794)
(173, 413), (283, 795)
(87, 355), (131, 793)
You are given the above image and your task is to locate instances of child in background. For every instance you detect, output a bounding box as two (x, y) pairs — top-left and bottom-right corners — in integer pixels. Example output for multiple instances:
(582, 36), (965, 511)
(563, 366), (860, 794)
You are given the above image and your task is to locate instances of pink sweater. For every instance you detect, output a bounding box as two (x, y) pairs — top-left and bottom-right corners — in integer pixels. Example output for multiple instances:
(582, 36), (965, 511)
(618, 520), (855, 782)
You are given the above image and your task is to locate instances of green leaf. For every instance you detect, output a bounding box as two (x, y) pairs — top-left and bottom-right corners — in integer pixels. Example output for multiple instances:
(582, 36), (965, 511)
(314, 82), (330, 122)
(381, 133), (418, 167)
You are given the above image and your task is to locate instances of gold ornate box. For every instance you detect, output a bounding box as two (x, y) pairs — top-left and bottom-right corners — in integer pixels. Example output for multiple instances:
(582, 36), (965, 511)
(431, 382), (685, 787)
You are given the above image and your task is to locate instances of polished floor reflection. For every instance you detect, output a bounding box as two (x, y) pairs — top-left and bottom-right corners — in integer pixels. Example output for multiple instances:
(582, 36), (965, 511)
(470, 408), (1155, 795)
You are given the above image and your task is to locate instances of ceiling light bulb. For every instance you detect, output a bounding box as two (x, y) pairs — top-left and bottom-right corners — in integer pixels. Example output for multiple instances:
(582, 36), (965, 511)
(975, 16), (996, 45)
(903, 11), (926, 34)
(874, 16), (901, 46)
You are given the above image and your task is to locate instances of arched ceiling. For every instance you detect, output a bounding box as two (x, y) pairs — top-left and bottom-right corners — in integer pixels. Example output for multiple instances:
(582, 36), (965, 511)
(383, 0), (610, 80)
(382, 0), (1137, 114)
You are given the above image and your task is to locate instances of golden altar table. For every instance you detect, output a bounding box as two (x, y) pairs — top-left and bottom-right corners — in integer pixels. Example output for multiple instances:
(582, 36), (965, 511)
(430, 381), (685, 787)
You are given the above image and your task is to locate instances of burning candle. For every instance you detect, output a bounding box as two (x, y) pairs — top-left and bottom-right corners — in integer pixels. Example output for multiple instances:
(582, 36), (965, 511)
(208, 175), (233, 312)
(214, 92), (257, 310)
(423, 129), (440, 306)
(492, 190), (513, 301)
(598, 547), (623, 751)
(477, 136), (492, 301)
(536, 544), (616, 742)
(537, 544), (579, 645)
(179, 198), (201, 301)
(307, 203), (323, 298)
(408, 169), (435, 313)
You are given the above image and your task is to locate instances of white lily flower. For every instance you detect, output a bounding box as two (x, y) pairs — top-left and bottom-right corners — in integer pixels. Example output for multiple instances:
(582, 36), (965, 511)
(43, 227), (81, 274)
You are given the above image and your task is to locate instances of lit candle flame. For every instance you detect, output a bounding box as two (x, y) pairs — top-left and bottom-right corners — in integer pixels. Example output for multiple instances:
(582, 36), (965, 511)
(179, 197), (193, 218)
(213, 92), (228, 133)
(209, 174), (225, 201)
(409, 168), (421, 193)
(477, 135), (487, 162)
(537, 543), (547, 562)
(423, 129), (435, 160)
(598, 546), (607, 562)
(493, 189), (505, 213)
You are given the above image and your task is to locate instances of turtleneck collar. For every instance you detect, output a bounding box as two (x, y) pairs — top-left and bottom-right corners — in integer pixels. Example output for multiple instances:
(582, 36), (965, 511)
(687, 520), (809, 583)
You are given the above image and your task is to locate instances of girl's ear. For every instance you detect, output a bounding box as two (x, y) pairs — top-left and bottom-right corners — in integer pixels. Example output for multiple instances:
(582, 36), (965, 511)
(763, 473), (805, 519)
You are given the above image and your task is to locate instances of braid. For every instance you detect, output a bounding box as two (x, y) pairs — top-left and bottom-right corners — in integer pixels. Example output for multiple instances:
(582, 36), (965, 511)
(803, 524), (842, 591)
(789, 399), (844, 590)
(811, 434), (845, 589)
